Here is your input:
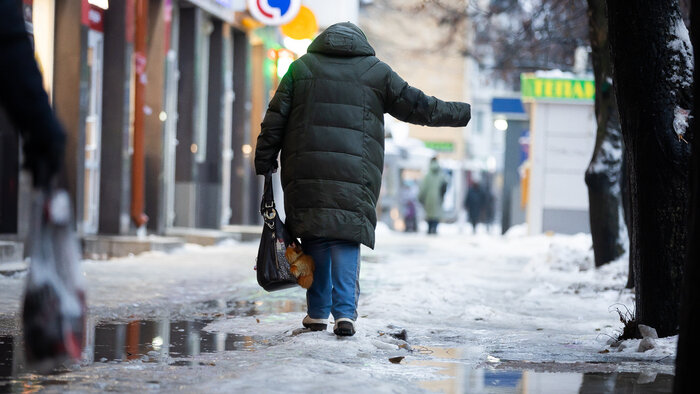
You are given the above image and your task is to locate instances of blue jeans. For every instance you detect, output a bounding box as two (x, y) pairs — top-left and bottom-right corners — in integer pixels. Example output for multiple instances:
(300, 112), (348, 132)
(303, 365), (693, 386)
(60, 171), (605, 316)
(302, 238), (361, 321)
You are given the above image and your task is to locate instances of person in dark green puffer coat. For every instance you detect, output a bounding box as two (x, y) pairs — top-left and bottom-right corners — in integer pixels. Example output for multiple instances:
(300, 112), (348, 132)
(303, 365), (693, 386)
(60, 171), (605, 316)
(255, 22), (470, 336)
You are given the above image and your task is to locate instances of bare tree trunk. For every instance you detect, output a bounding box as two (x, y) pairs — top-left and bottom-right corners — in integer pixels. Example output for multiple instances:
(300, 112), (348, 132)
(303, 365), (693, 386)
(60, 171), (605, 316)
(607, 0), (692, 337)
(674, 1), (699, 391)
(585, 0), (625, 267)
(620, 152), (634, 288)
(608, 140), (635, 288)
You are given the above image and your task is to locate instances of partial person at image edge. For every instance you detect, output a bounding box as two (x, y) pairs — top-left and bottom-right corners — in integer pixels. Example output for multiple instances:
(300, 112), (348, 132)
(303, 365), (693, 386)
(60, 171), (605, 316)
(0, 0), (66, 187)
(255, 22), (471, 337)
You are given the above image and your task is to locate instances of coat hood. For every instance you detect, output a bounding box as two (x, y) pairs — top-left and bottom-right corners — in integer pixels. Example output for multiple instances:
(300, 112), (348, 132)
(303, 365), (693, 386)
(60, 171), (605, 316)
(307, 22), (375, 57)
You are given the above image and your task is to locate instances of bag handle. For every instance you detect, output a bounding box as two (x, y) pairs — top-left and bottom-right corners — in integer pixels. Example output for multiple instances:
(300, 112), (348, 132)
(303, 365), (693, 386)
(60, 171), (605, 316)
(260, 171), (276, 222)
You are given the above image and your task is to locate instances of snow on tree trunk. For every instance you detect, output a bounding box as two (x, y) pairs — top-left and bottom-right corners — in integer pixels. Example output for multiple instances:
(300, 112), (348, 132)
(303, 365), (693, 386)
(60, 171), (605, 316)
(607, 0), (693, 338)
(585, 0), (626, 267)
(674, 2), (700, 391)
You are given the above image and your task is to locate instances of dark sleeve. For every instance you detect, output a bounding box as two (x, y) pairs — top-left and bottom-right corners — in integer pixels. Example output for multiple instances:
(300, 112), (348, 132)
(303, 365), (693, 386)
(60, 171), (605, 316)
(385, 69), (471, 127)
(254, 69), (294, 175)
(0, 0), (66, 186)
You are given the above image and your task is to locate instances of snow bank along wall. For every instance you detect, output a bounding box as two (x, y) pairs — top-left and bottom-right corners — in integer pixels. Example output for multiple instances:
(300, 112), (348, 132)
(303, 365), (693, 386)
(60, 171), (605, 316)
(521, 73), (596, 235)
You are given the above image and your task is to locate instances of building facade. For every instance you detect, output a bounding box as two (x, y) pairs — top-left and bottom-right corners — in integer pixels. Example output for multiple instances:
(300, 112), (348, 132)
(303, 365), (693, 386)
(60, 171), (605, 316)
(1, 0), (346, 255)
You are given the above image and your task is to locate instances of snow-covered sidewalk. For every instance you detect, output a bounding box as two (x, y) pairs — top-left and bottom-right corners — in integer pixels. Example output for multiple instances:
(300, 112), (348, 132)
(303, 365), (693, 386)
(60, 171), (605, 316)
(0, 226), (676, 392)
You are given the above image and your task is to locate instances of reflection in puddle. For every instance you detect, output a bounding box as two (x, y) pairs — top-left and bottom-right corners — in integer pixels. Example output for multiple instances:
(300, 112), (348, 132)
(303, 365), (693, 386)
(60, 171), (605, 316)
(410, 346), (674, 394)
(0, 318), (255, 391)
(88, 318), (256, 364)
(0, 297), (305, 391)
(410, 346), (468, 393)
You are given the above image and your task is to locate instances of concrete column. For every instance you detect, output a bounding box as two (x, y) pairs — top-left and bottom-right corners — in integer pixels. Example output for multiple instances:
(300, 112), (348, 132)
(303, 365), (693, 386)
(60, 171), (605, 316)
(161, 2), (180, 232)
(174, 7), (196, 227)
(54, 0), (88, 228)
(144, 0), (167, 233)
(229, 28), (251, 225)
(248, 43), (265, 226)
(196, 19), (223, 229)
(99, 0), (133, 235)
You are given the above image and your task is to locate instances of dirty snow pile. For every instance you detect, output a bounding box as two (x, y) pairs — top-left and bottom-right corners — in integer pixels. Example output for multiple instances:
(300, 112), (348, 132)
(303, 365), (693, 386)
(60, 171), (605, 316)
(607, 324), (678, 362)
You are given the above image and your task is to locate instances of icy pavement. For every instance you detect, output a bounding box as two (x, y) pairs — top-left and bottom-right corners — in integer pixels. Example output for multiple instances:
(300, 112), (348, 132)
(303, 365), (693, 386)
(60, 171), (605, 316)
(0, 225), (676, 392)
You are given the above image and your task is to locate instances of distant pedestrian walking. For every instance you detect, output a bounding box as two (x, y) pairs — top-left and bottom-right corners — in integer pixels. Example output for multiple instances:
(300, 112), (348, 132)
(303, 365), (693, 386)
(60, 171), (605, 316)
(465, 182), (485, 233)
(418, 158), (448, 235)
(400, 179), (419, 232)
(255, 22), (471, 336)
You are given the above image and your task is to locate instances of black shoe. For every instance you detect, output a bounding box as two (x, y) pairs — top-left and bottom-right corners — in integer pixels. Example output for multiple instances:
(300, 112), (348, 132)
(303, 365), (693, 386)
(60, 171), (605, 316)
(333, 318), (356, 336)
(302, 315), (327, 331)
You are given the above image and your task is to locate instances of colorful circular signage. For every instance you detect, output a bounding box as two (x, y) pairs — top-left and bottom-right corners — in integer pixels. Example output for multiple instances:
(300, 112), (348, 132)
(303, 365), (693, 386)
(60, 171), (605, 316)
(247, 0), (302, 26)
(281, 5), (317, 40)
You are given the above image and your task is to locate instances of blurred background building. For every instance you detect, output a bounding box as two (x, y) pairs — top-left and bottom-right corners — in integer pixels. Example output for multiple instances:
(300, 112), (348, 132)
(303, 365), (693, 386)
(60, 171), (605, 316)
(0, 0), (597, 263)
(0, 0), (361, 260)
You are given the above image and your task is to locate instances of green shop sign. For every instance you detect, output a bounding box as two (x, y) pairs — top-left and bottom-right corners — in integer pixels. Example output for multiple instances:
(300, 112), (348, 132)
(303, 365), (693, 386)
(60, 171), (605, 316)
(521, 74), (595, 101)
(424, 141), (454, 152)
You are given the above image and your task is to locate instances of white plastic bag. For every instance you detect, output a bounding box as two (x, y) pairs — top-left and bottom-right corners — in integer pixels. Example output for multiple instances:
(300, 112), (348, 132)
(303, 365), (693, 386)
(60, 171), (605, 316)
(22, 189), (86, 370)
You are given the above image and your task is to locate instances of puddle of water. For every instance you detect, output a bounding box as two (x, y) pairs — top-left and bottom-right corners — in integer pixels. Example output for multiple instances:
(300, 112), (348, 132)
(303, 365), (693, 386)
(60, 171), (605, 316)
(0, 317), (257, 391)
(0, 297), (306, 391)
(89, 318), (256, 363)
(408, 346), (674, 394)
(415, 368), (674, 394)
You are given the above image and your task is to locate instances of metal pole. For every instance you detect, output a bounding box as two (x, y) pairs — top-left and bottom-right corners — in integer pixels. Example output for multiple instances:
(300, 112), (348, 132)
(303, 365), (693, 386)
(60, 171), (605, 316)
(130, 0), (149, 230)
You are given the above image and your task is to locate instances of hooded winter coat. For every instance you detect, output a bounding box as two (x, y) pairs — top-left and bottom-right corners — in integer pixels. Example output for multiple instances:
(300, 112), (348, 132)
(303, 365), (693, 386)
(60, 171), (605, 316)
(255, 22), (471, 248)
(418, 160), (448, 220)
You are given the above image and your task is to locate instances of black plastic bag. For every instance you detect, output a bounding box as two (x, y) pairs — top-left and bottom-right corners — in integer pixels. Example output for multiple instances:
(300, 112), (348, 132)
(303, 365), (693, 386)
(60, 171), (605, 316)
(22, 189), (86, 370)
(256, 172), (298, 291)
